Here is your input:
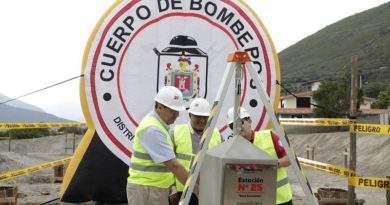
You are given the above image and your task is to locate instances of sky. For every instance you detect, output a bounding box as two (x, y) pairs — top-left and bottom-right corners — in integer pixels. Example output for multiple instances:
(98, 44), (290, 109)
(0, 0), (388, 122)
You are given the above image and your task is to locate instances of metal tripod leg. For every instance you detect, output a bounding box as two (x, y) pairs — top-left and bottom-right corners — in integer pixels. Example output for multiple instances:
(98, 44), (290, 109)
(179, 51), (318, 205)
(178, 60), (237, 205)
(245, 61), (318, 205)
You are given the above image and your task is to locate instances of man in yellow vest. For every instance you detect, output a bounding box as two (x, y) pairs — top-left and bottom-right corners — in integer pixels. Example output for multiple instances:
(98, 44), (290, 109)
(127, 86), (198, 205)
(227, 107), (293, 205)
(169, 98), (222, 205)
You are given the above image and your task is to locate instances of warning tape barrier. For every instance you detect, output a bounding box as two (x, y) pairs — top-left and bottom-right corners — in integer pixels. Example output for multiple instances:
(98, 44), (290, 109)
(349, 123), (390, 135)
(298, 157), (354, 177)
(280, 118), (350, 126)
(280, 118), (390, 135)
(349, 176), (390, 190)
(2, 155), (389, 190)
(0, 122), (86, 129)
(298, 157), (390, 190)
(0, 157), (71, 182)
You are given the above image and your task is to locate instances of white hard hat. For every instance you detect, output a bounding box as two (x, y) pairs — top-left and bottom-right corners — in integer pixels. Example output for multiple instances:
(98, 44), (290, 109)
(154, 86), (185, 111)
(188, 98), (210, 116)
(226, 107), (251, 125)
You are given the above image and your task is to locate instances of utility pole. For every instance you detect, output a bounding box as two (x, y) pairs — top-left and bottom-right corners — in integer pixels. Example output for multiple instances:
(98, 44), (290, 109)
(8, 131), (11, 152)
(348, 55), (358, 205)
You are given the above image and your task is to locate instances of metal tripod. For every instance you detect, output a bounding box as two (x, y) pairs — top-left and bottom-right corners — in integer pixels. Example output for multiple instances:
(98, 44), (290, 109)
(179, 51), (318, 205)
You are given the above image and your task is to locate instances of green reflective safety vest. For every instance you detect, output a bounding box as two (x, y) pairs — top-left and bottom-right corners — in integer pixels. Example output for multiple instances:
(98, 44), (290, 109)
(253, 130), (293, 204)
(173, 124), (222, 191)
(128, 115), (174, 188)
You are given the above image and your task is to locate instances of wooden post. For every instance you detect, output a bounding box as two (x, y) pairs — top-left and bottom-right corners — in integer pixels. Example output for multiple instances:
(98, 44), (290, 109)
(7, 131), (11, 152)
(348, 55), (358, 205)
(306, 144), (310, 159)
(64, 128), (68, 154)
(311, 147), (315, 160)
(344, 148), (348, 168)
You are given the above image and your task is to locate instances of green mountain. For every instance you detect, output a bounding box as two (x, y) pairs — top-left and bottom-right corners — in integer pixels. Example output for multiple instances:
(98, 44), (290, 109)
(278, 2), (390, 97)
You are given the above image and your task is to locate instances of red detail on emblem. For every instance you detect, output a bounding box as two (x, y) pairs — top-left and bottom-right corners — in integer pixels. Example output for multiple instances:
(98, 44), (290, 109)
(173, 96), (179, 100)
(194, 64), (199, 71)
(174, 75), (191, 93)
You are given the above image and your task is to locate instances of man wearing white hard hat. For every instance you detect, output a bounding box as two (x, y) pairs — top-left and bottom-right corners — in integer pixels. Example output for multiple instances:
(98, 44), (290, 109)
(227, 107), (293, 205)
(169, 98), (222, 205)
(127, 86), (199, 205)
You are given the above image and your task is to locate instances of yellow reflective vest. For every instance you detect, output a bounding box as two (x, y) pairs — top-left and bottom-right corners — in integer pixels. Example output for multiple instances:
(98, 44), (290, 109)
(128, 115), (174, 188)
(173, 124), (222, 191)
(253, 130), (293, 204)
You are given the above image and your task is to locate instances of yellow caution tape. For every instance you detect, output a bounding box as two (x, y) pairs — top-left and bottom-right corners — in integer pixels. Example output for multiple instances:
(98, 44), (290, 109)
(0, 157), (71, 181)
(350, 123), (390, 135)
(280, 118), (350, 126)
(298, 157), (354, 177)
(349, 176), (390, 190)
(298, 157), (390, 190)
(0, 122), (86, 129)
(280, 118), (390, 135)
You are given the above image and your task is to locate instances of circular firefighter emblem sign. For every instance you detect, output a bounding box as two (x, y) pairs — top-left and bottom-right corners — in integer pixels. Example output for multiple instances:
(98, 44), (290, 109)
(83, 0), (280, 164)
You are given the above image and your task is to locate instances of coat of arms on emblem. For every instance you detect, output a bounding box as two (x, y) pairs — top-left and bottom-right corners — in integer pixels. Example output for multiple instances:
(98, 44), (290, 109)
(154, 35), (208, 102)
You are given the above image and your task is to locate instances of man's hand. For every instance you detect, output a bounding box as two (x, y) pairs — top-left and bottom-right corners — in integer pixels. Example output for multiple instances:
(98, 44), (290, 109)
(164, 158), (200, 196)
(164, 158), (188, 185)
(278, 155), (291, 168)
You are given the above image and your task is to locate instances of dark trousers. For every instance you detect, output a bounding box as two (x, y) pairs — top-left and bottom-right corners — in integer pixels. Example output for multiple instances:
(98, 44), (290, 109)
(278, 199), (293, 205)
(168, 192), (198, 205)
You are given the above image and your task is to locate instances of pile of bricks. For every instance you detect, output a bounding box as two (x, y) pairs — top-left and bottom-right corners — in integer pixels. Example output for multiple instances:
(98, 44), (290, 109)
(316, 187), (365, 205)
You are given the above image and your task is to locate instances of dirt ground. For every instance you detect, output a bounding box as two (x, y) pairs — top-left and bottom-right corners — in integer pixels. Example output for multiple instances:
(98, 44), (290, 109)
(288, 131), (390, 205)
(0, 131), (389, 204)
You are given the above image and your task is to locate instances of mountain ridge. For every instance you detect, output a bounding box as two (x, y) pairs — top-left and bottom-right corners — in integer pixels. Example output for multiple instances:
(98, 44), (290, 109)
(278, 2), (390, 96)
(0, 103), (71, 123)
(0, 94), (72, 123)
(0, 93), (45, 113)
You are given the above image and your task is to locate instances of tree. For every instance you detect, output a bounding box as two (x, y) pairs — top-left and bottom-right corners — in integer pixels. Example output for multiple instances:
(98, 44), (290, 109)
(364, 82), (386, 98)
(372, 84), (390, 108)
(58, 126), (86, 135)
(312, 79), (362, 118)
(9, 128), (50, 139)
